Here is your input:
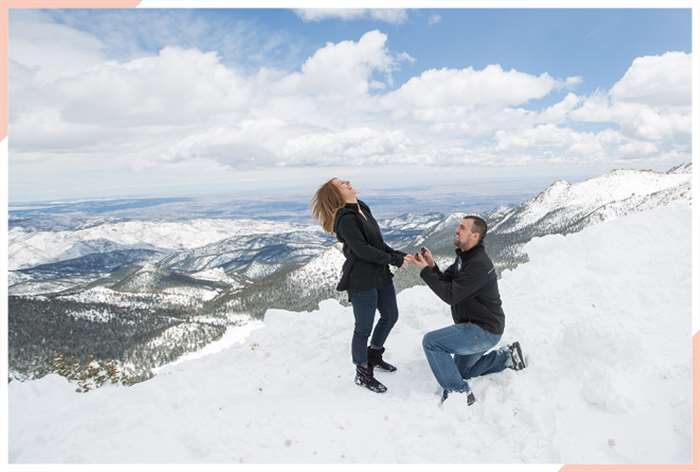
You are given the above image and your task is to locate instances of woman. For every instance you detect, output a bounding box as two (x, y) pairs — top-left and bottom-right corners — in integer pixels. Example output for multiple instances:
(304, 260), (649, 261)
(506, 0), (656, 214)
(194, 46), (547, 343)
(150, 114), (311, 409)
(311, 178), (412, 393)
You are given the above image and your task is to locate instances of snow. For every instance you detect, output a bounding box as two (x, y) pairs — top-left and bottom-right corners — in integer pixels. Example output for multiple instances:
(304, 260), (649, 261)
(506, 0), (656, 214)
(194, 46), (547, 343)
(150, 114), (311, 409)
(8, 275), (105, 296)
(8, 202), (691, 463)
(501, 169), (691, 233)
(287, 244), (345, 295)
(8, 218), (313, 270)
(65, 308), (114, 323)
(54, 285), (222, 311)
(153, 317), (264, 373)
(161, 286), (220, 302)
(56, 286), (152, 308)
(243, 260), (281, 280)
(8, 270), (32, 286)
(191, 267), (241, 287)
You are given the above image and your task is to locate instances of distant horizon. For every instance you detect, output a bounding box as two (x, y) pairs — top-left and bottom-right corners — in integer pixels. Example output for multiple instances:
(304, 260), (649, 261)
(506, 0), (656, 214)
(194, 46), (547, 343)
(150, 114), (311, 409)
(7, 173), (577, 206)
(9, 159), (688, 206)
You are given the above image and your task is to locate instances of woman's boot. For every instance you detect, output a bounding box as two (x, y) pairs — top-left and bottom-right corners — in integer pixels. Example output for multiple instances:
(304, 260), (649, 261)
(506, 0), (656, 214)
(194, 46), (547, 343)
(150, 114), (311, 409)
(355, 364), (387, 393)
(367, 346), (397, 372)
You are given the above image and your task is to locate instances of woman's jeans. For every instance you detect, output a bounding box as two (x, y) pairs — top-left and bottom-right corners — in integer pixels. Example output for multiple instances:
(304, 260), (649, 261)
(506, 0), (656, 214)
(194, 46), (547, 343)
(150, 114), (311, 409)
(350, 281), (399, 365)
(422, 323), (508, 393)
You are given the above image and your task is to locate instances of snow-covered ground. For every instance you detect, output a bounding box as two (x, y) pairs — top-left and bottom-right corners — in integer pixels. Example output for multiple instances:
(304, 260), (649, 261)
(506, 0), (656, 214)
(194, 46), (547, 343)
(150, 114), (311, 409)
(8, 203), (691, 463)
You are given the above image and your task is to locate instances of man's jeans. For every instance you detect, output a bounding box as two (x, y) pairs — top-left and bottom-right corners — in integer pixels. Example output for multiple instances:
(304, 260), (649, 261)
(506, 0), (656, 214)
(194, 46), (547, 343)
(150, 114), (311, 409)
(422, 323), (509, 393)
(350, 281), (399, 365)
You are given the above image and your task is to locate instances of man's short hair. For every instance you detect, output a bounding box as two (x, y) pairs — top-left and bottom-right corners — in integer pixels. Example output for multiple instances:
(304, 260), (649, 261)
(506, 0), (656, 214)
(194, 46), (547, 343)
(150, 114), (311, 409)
(464, 215), (487, 242)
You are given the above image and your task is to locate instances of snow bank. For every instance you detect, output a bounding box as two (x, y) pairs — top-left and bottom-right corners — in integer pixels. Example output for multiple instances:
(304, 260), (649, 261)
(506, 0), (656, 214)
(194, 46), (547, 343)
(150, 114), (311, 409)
(9, 203), (691, 463)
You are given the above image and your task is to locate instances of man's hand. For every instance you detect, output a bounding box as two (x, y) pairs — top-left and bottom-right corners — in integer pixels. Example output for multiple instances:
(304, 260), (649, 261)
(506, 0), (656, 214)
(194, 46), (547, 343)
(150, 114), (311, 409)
(414, 252), (429, 270)
(420, 247), (435, 268)
(403, 254), (416, 267)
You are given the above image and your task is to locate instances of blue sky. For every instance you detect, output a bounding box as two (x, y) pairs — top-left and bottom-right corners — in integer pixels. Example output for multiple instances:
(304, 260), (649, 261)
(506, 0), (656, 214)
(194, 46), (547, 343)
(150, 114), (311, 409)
(8, 8), (693, 201)
(43, 8), (690, 96)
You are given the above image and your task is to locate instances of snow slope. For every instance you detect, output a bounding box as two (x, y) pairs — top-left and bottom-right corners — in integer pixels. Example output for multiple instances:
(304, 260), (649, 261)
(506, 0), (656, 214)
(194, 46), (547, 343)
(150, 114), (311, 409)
(8, 202), (691, 463)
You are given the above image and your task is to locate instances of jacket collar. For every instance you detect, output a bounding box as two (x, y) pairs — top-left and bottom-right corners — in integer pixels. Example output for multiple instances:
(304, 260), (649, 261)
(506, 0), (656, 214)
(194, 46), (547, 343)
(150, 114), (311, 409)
(455, 240), (484, 261)
(342, 200), (368, 213)
(333, 200), (366, 234)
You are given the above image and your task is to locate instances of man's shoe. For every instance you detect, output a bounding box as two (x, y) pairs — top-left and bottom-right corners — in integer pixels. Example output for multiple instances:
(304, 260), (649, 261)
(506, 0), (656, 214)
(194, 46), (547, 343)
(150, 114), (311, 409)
(440, 389), (449, 404)
(440, 389), (476, 406)
(466, 391), (476, 406)
(508, 341), (526, 371)
(355, 364), (387, 393)
(367, 346), (397, 372)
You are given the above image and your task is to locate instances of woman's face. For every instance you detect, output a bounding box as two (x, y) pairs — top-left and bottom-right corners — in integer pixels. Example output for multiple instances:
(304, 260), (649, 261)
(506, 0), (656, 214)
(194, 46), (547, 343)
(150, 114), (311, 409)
(332, 178), (358, 202)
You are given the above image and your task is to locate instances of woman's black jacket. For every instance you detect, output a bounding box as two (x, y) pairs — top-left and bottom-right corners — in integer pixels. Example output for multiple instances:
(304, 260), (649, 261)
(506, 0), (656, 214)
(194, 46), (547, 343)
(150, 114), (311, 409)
(333, 200), (406, 295)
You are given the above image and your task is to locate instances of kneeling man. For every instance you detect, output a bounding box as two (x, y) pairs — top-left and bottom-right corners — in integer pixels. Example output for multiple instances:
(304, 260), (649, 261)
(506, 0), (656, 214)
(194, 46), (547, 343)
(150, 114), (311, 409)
(414, 215), (526, 406)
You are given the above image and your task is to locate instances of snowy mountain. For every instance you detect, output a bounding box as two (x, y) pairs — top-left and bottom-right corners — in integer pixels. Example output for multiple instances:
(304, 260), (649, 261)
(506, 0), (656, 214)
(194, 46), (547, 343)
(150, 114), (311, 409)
(274, 164), (693, 301)
(415, 164), (692, 271)
(286, 244), (346, 298)
(9, 202), (691, 463)
(7, 211), (444, 383)
(7, 163), (692, 389)
(490, 167), (691, 234)
(8, 218), (315, 270)
(377, 212), (446, 247)
(667, 162), (692, 174)
(157, 229), (332, 278)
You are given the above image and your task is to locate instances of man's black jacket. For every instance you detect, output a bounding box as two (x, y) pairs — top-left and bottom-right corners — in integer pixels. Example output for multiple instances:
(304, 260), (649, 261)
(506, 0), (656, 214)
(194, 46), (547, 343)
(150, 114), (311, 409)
(333, 200), (405, 294)
(420, 241), (505, 335)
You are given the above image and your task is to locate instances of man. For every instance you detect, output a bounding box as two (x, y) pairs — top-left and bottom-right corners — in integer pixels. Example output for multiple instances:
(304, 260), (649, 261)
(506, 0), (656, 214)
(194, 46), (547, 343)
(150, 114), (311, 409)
(413, 215), (526, 406)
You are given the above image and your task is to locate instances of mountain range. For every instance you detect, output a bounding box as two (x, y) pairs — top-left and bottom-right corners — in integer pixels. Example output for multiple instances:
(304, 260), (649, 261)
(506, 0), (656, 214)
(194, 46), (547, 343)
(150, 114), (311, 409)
(8, 163), (692, 388)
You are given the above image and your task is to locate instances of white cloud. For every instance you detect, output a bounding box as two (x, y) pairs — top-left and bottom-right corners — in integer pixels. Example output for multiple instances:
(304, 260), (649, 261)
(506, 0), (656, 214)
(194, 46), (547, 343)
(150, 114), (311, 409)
(536, 93), (581, 123)
(610, 51), (690, 107)
(571, 91), (690, 142)
(281, 127), (416, 166)
(382, 65), (559, 110)
(566, 135), (605, 157)
(276, 30), (397, 98)
(294, 9), (407, 24)
(565, 76), (583, 87)
(396, 51), (416, 64)
(427, 14), (442, 26)
(22, 47), (249, 134)
(493, 122), (669, 163)
(9, 10), (106, 84)
(161, 127), (279, 168)
(495, 124), (576, 152)
(8, 12), (693, 196)
(369, 9), (409, 24)
(619, 141), (659, 159)
(569, 51), (691, 143)
(9, 108), (122, 154)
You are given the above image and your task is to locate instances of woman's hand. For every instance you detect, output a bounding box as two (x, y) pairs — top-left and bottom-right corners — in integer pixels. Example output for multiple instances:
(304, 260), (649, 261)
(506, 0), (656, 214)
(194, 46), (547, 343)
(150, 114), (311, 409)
(401, 254), (416, 267)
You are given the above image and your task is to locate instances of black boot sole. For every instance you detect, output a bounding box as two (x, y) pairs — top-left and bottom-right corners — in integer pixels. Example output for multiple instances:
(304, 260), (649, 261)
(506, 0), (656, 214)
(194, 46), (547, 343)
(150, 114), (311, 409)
(354, 374), (387, 393)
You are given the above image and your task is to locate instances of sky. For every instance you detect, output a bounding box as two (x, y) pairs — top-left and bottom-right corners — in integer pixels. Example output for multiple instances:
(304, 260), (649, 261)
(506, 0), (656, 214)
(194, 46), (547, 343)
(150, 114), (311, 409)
(8, 8), (692, 202)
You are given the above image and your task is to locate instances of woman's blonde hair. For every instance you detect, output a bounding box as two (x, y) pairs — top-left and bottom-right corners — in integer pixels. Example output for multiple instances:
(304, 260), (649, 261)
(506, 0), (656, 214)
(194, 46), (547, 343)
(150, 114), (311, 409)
(311, 177), (346, 234)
